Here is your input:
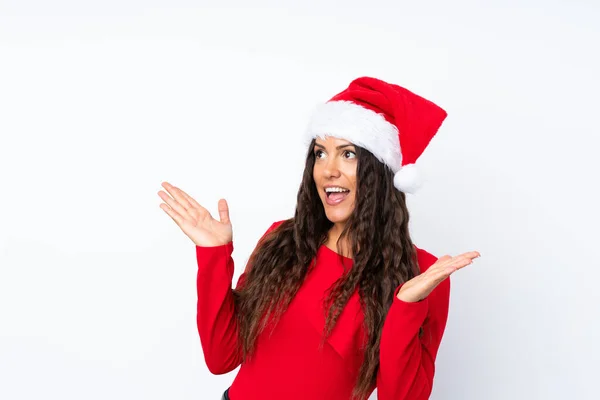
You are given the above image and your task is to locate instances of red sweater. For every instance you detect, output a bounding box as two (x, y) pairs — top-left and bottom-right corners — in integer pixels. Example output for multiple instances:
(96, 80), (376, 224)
(196, 221), (450, 400)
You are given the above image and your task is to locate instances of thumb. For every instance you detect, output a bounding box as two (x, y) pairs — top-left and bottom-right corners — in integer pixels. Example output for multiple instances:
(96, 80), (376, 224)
(436, 255), (453, 265)
(217, 198), (230, 225)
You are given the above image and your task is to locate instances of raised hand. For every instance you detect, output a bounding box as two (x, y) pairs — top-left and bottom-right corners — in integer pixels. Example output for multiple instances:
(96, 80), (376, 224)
(158, 181), (233, 247)
(397, 251), (481, 302)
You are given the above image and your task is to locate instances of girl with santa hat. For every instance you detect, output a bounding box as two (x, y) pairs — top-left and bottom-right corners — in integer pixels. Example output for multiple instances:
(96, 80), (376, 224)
(159, 76), (480, 400)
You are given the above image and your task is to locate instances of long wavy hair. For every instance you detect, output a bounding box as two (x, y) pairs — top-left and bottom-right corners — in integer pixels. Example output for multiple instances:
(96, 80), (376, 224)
(232, 138), (420, 400)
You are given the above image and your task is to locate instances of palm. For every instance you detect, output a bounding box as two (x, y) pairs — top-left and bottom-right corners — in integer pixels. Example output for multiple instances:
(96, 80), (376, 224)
(397, 252), (480, 302)
(184, 210), (232, 247)
(158, 182), (233, 247)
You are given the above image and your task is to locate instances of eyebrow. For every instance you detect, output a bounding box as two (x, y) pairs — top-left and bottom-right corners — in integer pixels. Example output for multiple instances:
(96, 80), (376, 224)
(313, 143), (355, 150)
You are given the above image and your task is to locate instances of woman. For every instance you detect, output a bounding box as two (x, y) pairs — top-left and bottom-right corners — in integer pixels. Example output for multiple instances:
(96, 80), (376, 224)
(158, 77), (480, 400)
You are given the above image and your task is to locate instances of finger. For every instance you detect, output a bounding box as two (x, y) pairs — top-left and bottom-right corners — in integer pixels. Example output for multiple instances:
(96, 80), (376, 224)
(457, 251), (481, 260)
(177, 187), (210, 215)
(217, 198), (230, 225)
(426, 256), (472, 278)
(159, 202), (185, 226)
(445, 257), (474, 273)
(437, 252), (479, 269)
(158, 190), (191, 220)
(161, 182), (192, 211)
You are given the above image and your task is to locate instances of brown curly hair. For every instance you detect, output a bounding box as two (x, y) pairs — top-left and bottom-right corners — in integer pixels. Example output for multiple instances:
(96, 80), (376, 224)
(232, 138), (420, 400)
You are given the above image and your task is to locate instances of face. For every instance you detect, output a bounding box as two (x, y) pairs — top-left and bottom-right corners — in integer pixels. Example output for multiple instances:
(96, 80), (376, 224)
(312, 136), (358, 227)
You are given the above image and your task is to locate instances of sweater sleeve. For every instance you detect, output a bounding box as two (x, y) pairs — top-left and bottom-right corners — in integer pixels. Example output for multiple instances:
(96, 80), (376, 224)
(195, 220), (285, 375)
(376, 251), (451, 400)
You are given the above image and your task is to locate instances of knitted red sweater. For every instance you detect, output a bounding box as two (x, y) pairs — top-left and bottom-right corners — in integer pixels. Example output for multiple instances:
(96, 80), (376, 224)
(196, 221), (450, 400)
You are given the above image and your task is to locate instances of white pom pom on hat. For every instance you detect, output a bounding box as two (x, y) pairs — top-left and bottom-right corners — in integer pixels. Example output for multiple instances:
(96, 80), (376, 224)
(304, 76), (447, 193)
(393, 163), (422, 194)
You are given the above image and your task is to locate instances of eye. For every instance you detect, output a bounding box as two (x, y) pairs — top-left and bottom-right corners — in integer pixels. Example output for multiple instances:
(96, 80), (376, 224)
(314, 149), (326, 159)
(343, 150), (356, 159)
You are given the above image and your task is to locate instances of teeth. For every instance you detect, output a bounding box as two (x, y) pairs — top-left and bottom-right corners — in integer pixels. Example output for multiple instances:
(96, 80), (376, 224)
(325, 187), (349, 193)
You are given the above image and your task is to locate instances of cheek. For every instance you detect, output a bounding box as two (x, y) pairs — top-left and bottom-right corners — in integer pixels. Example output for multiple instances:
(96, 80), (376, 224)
(348, 170), (357, 190)
(312, 168), (323, 193)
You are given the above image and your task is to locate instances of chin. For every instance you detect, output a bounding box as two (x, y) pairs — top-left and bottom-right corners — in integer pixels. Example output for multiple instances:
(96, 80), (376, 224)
(319, 194), (355, 225)
(324, 208), (353, 224)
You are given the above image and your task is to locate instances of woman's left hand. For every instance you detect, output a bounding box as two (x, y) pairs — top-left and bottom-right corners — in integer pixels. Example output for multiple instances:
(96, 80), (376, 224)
(397, 251), (481, 303)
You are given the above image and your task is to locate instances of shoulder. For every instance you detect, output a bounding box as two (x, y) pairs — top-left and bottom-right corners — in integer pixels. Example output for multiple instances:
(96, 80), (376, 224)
(414, 245), (439, 274)
(266, 219), (287, 233)
(257, 219), (288, 242)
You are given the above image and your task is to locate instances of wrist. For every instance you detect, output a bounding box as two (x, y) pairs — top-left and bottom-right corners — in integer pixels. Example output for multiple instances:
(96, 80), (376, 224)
(396, 292), (423, 303)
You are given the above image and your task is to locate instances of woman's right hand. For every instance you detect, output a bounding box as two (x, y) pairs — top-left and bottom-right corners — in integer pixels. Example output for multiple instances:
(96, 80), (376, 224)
(158, 181), (233, 247)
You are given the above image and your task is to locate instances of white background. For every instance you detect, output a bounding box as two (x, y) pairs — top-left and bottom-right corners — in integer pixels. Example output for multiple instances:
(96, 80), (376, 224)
(1, 1), (599, 399)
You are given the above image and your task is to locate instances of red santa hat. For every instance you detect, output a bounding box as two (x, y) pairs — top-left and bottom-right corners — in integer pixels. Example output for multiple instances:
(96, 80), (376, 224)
(304, 76), (447, 193)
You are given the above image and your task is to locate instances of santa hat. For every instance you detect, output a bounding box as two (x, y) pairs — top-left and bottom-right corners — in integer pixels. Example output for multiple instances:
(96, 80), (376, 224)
(304, 76), (447, 193)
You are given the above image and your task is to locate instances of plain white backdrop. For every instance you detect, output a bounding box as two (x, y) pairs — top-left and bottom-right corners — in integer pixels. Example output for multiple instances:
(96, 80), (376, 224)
(1, 1), (599, 399)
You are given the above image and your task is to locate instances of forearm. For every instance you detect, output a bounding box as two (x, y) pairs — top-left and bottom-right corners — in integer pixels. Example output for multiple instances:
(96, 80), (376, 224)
(196, 242), (242, 374)
(377, 280), (450, 399)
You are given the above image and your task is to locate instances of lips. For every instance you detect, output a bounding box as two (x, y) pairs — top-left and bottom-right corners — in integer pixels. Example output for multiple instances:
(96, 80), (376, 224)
(325, 189), (350, 206)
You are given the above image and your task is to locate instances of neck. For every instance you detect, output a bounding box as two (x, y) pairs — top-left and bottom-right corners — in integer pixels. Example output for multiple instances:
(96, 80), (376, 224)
(327, 222), (352, 258)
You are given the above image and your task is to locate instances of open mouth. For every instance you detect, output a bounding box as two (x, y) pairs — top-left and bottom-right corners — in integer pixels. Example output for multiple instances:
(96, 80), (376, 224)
(325, 187), (350, 205)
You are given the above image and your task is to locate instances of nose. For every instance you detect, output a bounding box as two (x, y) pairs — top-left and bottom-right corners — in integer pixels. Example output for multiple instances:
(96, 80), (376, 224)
(323, 156), (341, 179)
